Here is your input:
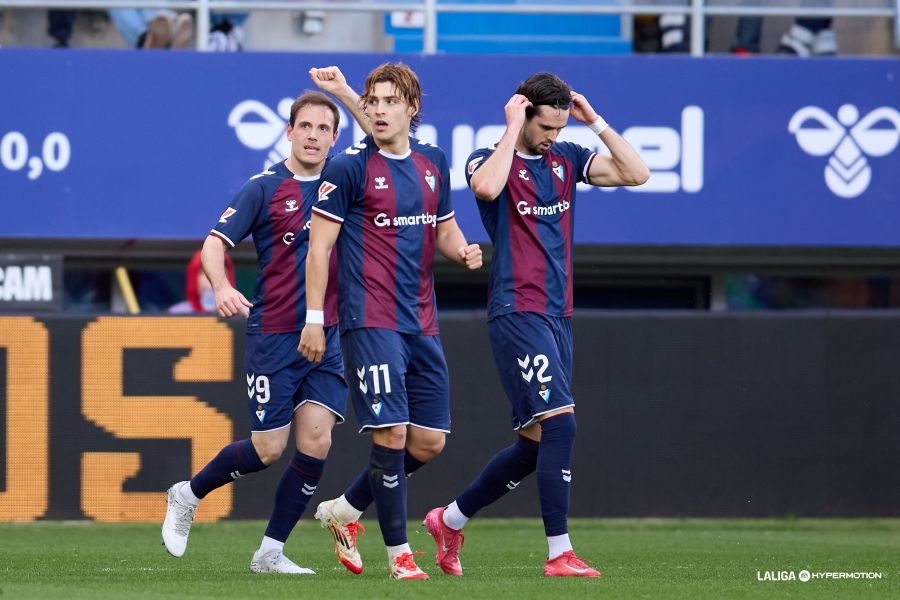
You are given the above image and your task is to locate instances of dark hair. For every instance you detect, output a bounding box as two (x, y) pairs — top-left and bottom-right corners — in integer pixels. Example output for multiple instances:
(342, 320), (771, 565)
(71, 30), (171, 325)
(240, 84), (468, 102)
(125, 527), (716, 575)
(361, 63), (423, 132)
(289, 91), (340, 131)
(516, 72), (572, 120)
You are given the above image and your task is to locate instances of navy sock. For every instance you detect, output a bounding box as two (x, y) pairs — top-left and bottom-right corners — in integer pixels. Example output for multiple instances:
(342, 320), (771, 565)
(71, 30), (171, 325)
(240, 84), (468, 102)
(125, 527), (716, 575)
(344, 451), (425, 512)
(536, 414), (577, 537)
(264, 451), (325, 542)
(456, 436), (539, 518)
(368, 444), (407, 547)
(190, 438), (267, 498)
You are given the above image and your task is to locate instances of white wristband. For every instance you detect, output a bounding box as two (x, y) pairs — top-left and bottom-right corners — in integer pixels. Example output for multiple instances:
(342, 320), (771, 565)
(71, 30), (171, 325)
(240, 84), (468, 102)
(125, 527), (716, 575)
(589, 116), (609, 135)
(305, 309), (324, 325)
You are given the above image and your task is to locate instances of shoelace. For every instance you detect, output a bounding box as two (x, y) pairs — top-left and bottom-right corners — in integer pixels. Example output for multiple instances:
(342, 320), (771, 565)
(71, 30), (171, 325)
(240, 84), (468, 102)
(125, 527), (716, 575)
(444, 528), (465, 552)
(346, 521), (366, 542)
(564, 553), (593, 569)
(173, 501), (195, 536)
(395, 551), (425, 572)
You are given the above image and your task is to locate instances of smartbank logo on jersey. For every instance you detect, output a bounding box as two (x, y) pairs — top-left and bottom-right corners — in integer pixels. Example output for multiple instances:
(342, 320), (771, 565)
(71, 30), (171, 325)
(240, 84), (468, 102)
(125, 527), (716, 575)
(789, 104), (900, 198)
(517, 200), (571, 217)
(373, 212), (438, 228)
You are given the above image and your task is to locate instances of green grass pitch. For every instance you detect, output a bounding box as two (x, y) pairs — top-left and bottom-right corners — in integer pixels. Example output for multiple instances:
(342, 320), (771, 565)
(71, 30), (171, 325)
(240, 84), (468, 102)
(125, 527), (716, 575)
(1, 519), (898, 599)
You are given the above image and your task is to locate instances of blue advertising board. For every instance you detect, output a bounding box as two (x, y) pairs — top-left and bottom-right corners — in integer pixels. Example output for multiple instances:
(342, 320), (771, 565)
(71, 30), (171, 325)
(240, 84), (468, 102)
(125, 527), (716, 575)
(0, 50), (898, 246)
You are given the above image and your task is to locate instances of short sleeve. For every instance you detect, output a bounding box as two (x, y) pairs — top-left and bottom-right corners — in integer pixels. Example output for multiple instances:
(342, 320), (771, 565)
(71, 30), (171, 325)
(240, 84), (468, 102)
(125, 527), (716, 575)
(210, 179), (265, 247)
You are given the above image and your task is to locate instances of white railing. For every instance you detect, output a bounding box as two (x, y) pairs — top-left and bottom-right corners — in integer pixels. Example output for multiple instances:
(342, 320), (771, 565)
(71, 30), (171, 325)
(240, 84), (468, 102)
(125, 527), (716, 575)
(1, 0), (896, 55)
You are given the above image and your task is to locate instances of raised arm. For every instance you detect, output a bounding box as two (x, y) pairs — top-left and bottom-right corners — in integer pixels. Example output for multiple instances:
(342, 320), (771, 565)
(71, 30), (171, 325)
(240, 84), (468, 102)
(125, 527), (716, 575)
(309, 66), (371, 135)
(298, 213), (342, 363)
(201, 234), (252, 317)
(436, 217), (482, 270)
(570, 91), (650, 187)
(469, 94), (531, 201)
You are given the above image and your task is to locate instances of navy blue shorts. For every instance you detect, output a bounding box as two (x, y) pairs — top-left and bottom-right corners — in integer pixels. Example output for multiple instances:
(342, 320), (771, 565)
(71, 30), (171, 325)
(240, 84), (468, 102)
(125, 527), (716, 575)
(341, 328), (451, 433)
(245, 326), (347, 432)
(488, 312), (574, 430)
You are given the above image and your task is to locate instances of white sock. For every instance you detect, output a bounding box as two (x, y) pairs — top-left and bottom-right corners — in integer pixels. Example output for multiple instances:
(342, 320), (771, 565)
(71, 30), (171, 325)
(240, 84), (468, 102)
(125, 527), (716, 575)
(547, 533), (573, 560)
(442, 501), (469, 531)
(387, 543), (412, 561)
(178, 481), (201, 507)
(333, 494), (364, 523)
(259, 535), (284, 554)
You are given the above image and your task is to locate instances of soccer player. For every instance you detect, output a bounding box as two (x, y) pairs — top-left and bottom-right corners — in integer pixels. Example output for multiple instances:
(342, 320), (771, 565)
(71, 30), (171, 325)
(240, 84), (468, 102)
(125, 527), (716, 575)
(423, 72), (650, 577)
(161, 66), (369, 574)
(299, 63), (482, 580)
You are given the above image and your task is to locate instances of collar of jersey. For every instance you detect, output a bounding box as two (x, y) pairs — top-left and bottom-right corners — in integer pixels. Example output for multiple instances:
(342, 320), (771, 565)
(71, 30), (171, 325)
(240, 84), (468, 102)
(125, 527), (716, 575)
(515, 150), (543, 160)
(294, 174), (322, 182)
(378, 148), (412, 160)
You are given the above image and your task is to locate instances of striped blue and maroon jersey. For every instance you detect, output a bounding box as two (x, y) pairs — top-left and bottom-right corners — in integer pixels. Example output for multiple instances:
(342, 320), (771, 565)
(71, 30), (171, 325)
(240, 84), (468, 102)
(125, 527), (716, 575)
(466, 141), (594, 319)
(312, 135), (454, 336)
(210, 160), (338, 334)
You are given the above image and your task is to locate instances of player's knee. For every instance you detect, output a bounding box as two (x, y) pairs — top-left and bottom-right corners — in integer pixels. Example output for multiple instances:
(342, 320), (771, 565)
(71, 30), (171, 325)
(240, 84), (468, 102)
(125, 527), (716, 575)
(408, 431), (445, 460)
(255, 443), (285, 465)
(298, 426), (332, 458)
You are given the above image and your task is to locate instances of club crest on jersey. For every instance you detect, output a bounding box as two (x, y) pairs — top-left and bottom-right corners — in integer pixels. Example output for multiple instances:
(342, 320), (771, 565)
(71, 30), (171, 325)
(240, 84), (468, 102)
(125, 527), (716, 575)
(467, 156), (484, 175)
(371, 400), (383, 416)
(425, 169), (436, 192)
(374, 176), (389, 190)
(552, 162), (565, 182)
(518, 169), (530, 181)
(317, 181), (336, 202)
(219, 207), (237, 223)
(539, 385), (551, 404)
(285, 199), (299, 212)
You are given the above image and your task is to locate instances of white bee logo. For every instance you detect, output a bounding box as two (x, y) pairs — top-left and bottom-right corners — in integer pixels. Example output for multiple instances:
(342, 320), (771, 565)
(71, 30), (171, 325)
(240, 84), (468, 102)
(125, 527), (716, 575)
(789, 104), (900, 199)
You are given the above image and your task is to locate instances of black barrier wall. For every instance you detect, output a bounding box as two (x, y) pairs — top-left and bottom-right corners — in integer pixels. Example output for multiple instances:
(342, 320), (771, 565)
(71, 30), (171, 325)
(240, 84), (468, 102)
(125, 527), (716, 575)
(1, 312), (898, 521)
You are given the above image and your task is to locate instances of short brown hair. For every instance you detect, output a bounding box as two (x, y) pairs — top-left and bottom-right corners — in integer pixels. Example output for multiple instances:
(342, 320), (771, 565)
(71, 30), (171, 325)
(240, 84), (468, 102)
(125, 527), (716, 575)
(360, 63), (423, 132)
(516, 72), (572, 120)
(289, 91), (340, 131)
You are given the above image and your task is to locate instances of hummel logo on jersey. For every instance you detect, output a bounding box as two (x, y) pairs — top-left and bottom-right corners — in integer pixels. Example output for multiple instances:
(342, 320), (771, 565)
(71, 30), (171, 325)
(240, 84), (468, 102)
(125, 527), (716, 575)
(374, 176), (389, 190)
(425, 169), (436, 192)
(249, 169), (276, 181)
(356, 367), (368, 394)
(371, 400), (382, 416)
(506, 480), (520, 491)
(467, 156), (484, 175)
(219, 207), (237, 223)
(382, 474), (399, 489)
(518, 169), (530, 181)
(552, 164), (565, 181)
(517, 355), (534, 382)
(318, 181), (337, 202)
(562, 469), (572, 483)
(285, 199), (299, 212)
(301, 483), (317, 496)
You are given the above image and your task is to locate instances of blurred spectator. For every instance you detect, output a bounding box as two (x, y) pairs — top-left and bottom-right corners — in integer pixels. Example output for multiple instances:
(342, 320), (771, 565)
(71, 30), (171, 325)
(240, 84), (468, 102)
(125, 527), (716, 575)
(47, 9), (75, 48)
(656, 14), (837, 56)
(168, 249), (235, 314)
(775, 18), (836, 56)
(208, 13), (247, 51)
(109, 9), (194, 49)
